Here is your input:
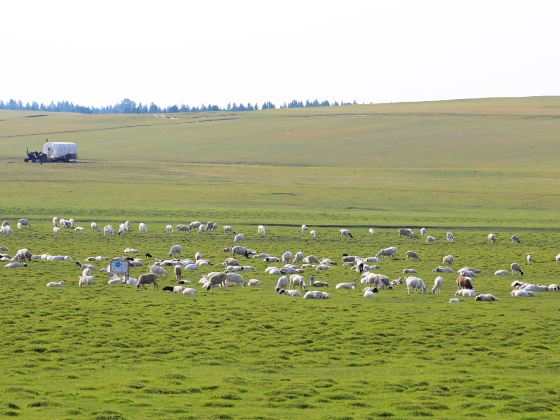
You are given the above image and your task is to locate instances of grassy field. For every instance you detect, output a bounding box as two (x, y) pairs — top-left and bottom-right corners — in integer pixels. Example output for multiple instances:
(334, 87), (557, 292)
(1, 97), (560, 418)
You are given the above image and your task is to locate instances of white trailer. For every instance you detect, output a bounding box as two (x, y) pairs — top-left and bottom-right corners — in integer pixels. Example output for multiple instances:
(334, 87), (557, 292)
(42, 142), (78, 162)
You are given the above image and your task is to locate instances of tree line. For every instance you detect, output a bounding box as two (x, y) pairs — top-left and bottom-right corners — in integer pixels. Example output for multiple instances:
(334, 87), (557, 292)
(0, 98), (358, 114)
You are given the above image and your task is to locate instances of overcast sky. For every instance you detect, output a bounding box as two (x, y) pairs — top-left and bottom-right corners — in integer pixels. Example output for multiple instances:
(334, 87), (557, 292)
(1, 0), (558, 108)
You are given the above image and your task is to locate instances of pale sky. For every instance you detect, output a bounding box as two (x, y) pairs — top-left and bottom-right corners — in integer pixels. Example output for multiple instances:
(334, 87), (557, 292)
(1, 0), (559, 108)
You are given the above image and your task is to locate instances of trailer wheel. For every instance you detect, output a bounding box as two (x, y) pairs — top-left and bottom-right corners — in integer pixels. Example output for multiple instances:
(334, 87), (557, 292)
(24, 158), (30, 162)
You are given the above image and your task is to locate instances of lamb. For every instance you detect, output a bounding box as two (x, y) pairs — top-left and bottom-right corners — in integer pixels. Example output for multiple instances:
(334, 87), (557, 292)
(276, 288), (302, 297)
(168, 244), (182, 257)
(265, 256), (281, 263)
(403, 268), (417, 274)
(363, 288), (378, 298)
(442, 255), (455, 265)
(432, 276), (444, 294)
(124, 248), (139, 254)
(375, 247), (397, 259)
(107, 275), (126, 285)
(511, 289), (535, 297)
(289, 274), (307, 290)
(136, 273), (159, 289)
(426, 235), (436, 244)
(303, 290), (330, 299)
(74, 226), (85, 232)
(511, 235), (521, 243)
(265, 267), (282, 275)
(138, 223), (148, 233)
(340, 229), (353, 238)
(5, 262), (27, 268)
(103, 225), (115, 236)
(12, 248), (32, 262)
(257, 225), (266, 235)
(248, 279), (261, 286)
(368, 228), (375, 235)
(448, 298), (460, 303)
(91, 222), (99, 230)
(182, 288), (198, 295)
(233, 233), (244, 243)
(162, 285), (185, 293)
(398, 228), (414, 238)
(174, 264), (183, 281)
(556, 253), (560, 263)
(309, 276), (328, 287)
(446, 232), (455, 242)
(548, 284), (559, 291)
(488, 233), (497, 244)
(475, 294), (499, 302)
(494, 269), (509, 276)
(223, 225), (235, 233)
(405, 251), (421, 261)
(166, 224), (174, 233)
(335, 282), (356, 290)
(455, 289), (477, 297)
(52, 226), (60, 235)
(79, 275), (95, 287)
(405, 276), (427, 294)
(301, 224), (308, 233)
(52, 217), (59, 226)
(46, 280), (64, 287)
(309, 230), (317, 239)
(17, 219), (31, 229)
(510, 262), (524, 276)
(526, 254), (535, 264)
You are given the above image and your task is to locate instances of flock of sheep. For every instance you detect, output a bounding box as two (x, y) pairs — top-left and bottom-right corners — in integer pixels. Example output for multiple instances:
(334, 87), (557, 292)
(2, 218), (560, 303)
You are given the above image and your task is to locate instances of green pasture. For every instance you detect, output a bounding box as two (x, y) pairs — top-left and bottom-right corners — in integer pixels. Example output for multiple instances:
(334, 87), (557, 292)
(1, 223), (560, 419)
(1, 97), (560, 418)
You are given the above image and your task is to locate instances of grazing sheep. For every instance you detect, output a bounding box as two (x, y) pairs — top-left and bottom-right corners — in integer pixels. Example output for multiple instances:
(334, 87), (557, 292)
(442, 255), (455, 265)
(91, 222), (99, 230)
(432, 276), (444, 294)
(405, 276), (427, 294)
(166, 224), (174, 233)
(511, 235), (521, 243)
(548, 284), (559, 291)
(363, 288), (378, 298)
(176, 224), (190, 231)
(289, 274), (307, 290)
(403, 268), (417, 274)
(5, 262), (27, 268)
(233, 233), (244, 243)
(494, 269), (509, 276)
(301, 224), (308, 233)
(420, 227), (426, 236)
(223, 225), (234, 233)
(46, 280), (64, 287)
(405, 251), (421, 261)
(449, 298), (460, 303)
(202, 272), (228, 290)
(526, 254), (535, 265)
(303, 290), (330, 299)
(511, 289), (535, 297)
(455, 289), (477, 297)
(103, 225), (114, 236)
(168, 244), (182, 257)
(52, 217), (59, 226)
(282, 251), (292, 262)
(309, 230), (317, 239)
(292, 251), (304, 264)
(124, 248), (139, 254)
(368, 228), (375, 235)
(303, 255), (320, 264)
(74, 226), (85, 232)
(276, 276), (289, 289)
(248, 279), (261, 286)
(118, 223), (127, 235)
(136, 273), (158, 289)
(488, 233), (496, 244)
(456, 275), (474, 290)
(510, 262), (524, 276)
(555, 253), (560, 263)
(138, 223), (148, 233)
(225, 272), (246, 287)
(426, 235), (436, 244)
(340, 229), (353, 238)
(52, 226), (60, 235)
(17, 219), (31, 229)
(79, 275), (95, 287)
(276, 288), (302, 297)
(398, 228), (414, 238)
(257, 225), (266, 235)
(335, 282), (356, 290)
(375, 247), (397, 259)
(206, 221), (217, 231)
(12, 248), (32, 262)
(475, 294), (499, 302)
(198, 224), (207, 234)
(150, 265), (168, 276)
(446, 232), (455, 242)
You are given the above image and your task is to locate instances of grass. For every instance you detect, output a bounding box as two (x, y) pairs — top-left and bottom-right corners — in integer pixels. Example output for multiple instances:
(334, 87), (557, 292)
(1, 97), (560, 418)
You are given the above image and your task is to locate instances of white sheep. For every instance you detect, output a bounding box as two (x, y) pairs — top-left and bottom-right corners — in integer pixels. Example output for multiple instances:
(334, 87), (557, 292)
(398, 228), (414, 238)
(420, 227), (426, 236)
(289, 274), (307, 290)
(198, 224), (206, 234)
(526, 254), (535, 264)
(309, 276), (328, 287)
(74, 226), (85, 232)
(448, 298), (460, 303)
(405, 251), (421, 261)
(368, 228), (375, 235)
(168, 244), (182, 257)
(257, 225), (266, 235)
(475, 294), (499, 302)
(494, 269), (509, 276)
(446, 232), (455, 242)
(292, 251), (304, 264)
(282, 251), (292, 262)
(182, 288), (198, 295)
(276, 288), (302, 297)
(488, 233), (496, 244)
(303, 290), (330, 299)
(103, 225), (114, 236)
(225, 272), (246, 287)
(17, 219), (31, 229)
(301, 224), (308, 233)
(166, 224), (174, 233)
(556, 253), (560, 263)
(426, 235), (436, 244)
(403, 268), (417, 274)
(432, 276), (444, 294)
(376, 247), (397, 259)
(5, 262), (27, 268)
(52, 217), (59, 226)
(233, 233), (244, 243)
(442, 255), (455, 265)
(363, 288), (378, 298)
(138, 223), (148, 233)
(150, 265), (168, 276)
(46, 280), (64, 287)
(118, 223), (127, 235)
(91, 222), (99, 230)
(309, 230), (317, 239)
(335, 282), (356, 290)
(79, 275), (95, 287)
(276, 276), (289, 289)
(340, 229), (353, 238)
(248, 279), (261, 286)
(406, 276), (427, 294)
(12, 248), (32, 261)
(52, 226), (60, 235)
(511, 289), (535, 297)
(223, 225), (234, 233)
(455, 289), (477, 297)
